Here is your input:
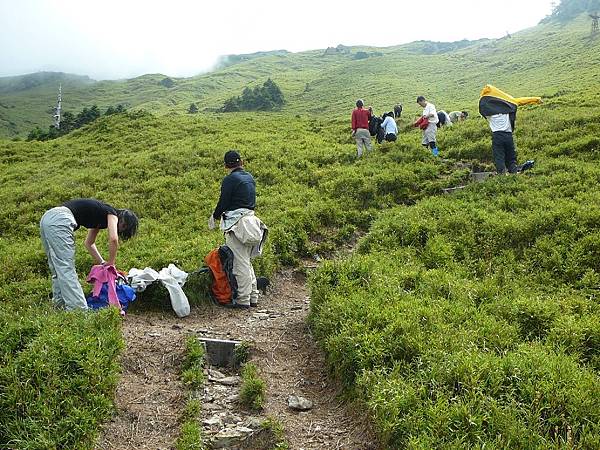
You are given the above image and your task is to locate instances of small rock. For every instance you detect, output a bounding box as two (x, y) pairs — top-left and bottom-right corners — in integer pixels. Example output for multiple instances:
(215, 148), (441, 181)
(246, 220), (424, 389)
(217, 376), (240, 386)
(209, 369), (226, 379)
(210, 385), (229, 395)
(171, 324), (183, 330)
(147, 332), (161, 337)
(225, 394), (240, 403)
(245, 417), (263, 429)
(235, 426), (254, 434)
(291, 306), (303, 311)
(288, 395), (313, 411)
(224, 414), (243, 425)
(203, 403), (220, 411)
(253, 313), (270, 320)
(203, 416), (223, 427)
(211, 429), (249, 448)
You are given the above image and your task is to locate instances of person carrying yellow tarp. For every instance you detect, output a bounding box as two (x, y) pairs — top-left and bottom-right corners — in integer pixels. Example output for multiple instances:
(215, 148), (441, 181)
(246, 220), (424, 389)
(479, 85), (542, 174)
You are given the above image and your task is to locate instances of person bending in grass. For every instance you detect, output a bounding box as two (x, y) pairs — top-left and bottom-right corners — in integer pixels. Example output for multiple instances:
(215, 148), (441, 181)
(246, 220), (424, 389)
(40, 199), (138, 311)
(417, 95), (440, 156)
(381, 112), (398, 142)
(449, 110), (468, 123)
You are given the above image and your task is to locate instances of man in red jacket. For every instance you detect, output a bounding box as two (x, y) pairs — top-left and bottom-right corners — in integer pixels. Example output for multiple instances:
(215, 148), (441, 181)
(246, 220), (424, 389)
(351, 99), (372, 157)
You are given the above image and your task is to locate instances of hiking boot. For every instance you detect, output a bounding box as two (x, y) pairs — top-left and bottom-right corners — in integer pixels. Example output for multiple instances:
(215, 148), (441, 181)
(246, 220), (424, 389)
(233, 303), (251, 309)
(223, 303), (251, 309)
(520, 160), (535, 172)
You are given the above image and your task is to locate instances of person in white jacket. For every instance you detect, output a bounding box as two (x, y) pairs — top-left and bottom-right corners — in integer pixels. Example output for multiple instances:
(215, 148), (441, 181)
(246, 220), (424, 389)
(381, 112), (398, 142)
(417, 96), (440, 156)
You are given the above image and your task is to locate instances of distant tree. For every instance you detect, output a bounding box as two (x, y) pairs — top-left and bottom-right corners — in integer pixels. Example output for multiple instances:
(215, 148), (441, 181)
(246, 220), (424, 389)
(60, 111), (75, 133)
(28, 104), (107, 141)
(222, 97), (241, 112)
(105, 104), (127, 116)
(75, 105), (101, 128)
(263, 78), (284, 107)
(188, 103), (199, 114)
(160, 77), (175, 88)
(354, 51), (369, 60)
(222, 79), (284, 112)
(27, 127), (46, 141)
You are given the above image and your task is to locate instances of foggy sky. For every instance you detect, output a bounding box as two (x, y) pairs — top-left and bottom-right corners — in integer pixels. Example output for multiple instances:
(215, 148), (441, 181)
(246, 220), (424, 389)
(0, 0), (555, 80)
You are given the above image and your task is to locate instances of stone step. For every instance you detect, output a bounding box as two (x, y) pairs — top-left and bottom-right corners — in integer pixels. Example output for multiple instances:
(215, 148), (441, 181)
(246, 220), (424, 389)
(198, 337), (242, 368)
(442, 186), (467, 195)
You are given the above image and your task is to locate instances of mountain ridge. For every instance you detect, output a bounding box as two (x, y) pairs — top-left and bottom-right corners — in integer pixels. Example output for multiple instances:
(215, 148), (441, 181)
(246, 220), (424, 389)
(1, 15), (598, 138)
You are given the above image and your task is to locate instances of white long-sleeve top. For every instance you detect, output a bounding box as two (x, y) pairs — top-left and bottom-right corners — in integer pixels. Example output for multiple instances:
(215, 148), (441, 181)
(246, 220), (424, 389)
(382, 116), (398, 135)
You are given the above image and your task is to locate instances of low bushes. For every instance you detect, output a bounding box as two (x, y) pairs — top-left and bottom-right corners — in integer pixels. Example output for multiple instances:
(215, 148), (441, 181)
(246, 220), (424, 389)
(310, 154), (600, 447)
(0, 308), (123, 448)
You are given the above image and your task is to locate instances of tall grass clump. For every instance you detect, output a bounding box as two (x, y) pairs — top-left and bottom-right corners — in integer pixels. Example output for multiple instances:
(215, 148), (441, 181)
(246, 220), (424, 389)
(239, 363), (266, 411)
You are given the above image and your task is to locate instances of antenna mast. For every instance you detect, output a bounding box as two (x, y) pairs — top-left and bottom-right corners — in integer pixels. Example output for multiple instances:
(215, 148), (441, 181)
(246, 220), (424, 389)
(53, 84), (62, 129)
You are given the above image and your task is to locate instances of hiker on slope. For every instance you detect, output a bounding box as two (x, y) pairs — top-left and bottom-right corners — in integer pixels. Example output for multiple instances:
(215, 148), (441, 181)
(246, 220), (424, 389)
(40, 199), (138, 311)
(479, 85), (542, 174)
(351, 99), (373, 157)
(437, 110), (453, 128)
(381, 112), (398, 142)
(394, 104), (403, 118)
(208, 151), (267, 309)
(416, 96), (440, 156)
(449, 110), (469, 123)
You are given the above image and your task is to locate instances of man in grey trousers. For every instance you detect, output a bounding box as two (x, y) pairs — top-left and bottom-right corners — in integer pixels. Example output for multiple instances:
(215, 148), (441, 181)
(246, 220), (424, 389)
(40, 199), (138, 311)
(208, 151), (266, 309)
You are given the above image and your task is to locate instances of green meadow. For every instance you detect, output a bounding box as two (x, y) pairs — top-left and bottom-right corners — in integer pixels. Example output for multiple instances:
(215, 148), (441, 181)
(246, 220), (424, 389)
(1, 12), (599, 449)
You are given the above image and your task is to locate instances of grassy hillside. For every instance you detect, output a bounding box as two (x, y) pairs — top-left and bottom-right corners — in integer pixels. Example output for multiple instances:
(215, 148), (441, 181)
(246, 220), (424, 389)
(1, 13), (600, 449)
(2, 16), (598, 138)
(311, 107), (600, 448)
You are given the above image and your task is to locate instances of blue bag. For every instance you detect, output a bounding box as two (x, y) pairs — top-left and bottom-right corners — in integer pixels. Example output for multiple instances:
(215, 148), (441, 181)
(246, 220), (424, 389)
(86, 282), (136, 311)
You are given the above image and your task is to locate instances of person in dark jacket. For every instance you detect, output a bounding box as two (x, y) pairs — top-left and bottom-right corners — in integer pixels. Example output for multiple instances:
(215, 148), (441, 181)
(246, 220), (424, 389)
(40, 199), (138, 310)
(369, 114), (384, 142)
(209, 150), (260, 308)
(394, 104), (403, 118)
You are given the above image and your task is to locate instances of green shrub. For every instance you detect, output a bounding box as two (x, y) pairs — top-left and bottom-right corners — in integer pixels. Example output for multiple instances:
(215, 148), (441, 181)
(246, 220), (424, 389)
(239, 363), (266, 411)
(0, 308), (123, 448)
(176, 420), (205, 450)
(181, 336), (205, 390)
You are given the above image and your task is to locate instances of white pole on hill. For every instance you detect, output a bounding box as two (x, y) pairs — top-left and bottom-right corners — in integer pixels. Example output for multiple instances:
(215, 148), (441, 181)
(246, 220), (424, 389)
(53, 84), (62, 129)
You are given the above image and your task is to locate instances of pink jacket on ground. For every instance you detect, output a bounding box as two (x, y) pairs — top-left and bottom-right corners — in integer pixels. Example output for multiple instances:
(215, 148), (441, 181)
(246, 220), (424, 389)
(87, 265), (120, 309)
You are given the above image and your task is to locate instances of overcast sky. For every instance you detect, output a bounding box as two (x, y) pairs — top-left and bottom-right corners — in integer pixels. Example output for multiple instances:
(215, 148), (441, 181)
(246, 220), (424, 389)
(0, 0), (555, 80)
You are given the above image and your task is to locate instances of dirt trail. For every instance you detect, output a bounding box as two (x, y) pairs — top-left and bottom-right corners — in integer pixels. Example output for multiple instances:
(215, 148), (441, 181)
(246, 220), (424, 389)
(97, 267), (376, 449)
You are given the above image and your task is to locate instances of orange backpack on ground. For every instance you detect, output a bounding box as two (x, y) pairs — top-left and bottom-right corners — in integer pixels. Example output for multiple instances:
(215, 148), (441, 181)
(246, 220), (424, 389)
(204, 246), (238, 305)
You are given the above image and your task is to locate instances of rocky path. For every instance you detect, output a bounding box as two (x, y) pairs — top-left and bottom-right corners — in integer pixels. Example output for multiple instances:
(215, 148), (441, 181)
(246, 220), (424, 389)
(97, 267), (376, 449)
